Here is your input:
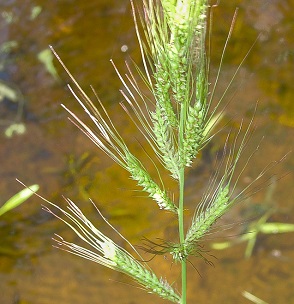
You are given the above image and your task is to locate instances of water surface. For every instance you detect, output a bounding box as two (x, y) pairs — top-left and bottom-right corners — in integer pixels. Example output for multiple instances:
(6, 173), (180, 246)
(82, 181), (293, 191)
(0, 1), (293, 303)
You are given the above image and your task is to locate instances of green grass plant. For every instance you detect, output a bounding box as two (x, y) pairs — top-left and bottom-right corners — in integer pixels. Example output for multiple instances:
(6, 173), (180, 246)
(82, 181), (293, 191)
(36, 1), (279, 303)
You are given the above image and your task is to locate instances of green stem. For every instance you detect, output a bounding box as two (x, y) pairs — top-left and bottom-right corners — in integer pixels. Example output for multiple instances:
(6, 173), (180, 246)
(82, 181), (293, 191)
(181, 260), (187, 304)
(178, 167), (186, 304)
(178, 99), (188, 303)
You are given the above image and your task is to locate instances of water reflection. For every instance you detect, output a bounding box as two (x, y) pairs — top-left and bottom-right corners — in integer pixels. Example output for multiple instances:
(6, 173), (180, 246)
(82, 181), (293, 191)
(0, 0), (293, 303)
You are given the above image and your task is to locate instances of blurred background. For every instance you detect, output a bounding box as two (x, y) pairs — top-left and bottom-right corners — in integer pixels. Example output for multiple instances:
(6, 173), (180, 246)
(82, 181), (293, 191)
(0, 0), (293, 303)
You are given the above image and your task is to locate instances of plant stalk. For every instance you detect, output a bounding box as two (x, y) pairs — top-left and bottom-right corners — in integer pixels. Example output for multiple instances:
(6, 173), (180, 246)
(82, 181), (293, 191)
(178, 166), (186, 304)
(178, 98), (188, 303)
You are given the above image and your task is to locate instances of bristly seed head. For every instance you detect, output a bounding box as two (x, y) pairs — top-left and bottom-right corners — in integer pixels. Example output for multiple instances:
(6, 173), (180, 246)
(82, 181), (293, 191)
(45, 198), (181, 303)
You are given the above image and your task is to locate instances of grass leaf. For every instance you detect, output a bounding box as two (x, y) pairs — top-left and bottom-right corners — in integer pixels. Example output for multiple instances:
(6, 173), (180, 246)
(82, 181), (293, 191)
(0, 185), (39, 216)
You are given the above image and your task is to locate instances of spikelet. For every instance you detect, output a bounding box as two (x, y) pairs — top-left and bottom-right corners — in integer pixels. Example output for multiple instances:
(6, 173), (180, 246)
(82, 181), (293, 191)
(153, 63), (178, 128)
(180, 101), (206, 167)
(115, 250), (180, 303)
(161, 0), (208, 105)
(43, 198), (181, 303)
(184, 185), (230, 250)
(50, 48), (177, 213)
(126, 153), (177, 212)
(138, 0), (209, 173)
(182, 121), (260, 258)
(151, 107), (180, 179)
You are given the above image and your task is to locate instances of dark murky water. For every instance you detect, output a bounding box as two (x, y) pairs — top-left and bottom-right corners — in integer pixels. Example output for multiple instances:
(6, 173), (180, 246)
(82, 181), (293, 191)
(0, 0), (293, 303)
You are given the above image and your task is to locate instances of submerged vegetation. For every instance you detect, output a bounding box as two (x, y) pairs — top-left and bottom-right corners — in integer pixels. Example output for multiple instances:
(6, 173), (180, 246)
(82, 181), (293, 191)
(32, 1), (287, 303)
(0, 184), (39, 217)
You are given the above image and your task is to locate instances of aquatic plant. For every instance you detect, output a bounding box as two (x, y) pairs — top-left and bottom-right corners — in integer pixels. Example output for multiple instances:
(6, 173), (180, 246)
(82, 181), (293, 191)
(210, 180), (294, 258)
(36, 1), (278, 303)
(0, 184), (39, 255)
(0, 184), (39, 217)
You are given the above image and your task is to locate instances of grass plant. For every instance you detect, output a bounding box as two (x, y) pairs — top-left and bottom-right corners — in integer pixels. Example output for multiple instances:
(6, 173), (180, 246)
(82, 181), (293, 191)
(35, 1), (279, 303)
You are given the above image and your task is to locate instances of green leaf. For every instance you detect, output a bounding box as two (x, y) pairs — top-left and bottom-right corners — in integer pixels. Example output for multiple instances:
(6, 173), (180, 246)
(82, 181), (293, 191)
(37, 48), (60, 81)
(0, 185), (39, 216)
(210, 241), (232, 250)
(259, 223), (294, 234)
(244, 232), (257, 258)
(30, 6), (42, 20)
(5, 123), (26, 138)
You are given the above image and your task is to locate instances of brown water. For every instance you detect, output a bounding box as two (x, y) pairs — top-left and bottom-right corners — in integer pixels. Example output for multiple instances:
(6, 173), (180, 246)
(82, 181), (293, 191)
(0, 0), (293, 303)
